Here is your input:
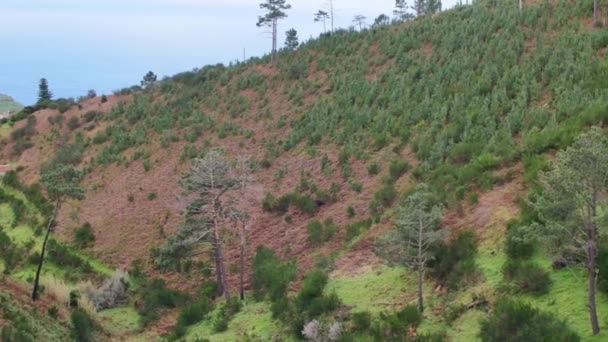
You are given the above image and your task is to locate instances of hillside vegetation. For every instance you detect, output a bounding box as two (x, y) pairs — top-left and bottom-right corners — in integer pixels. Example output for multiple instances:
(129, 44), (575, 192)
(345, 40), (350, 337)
(0, 94), (22, 113)
(2, 0), (608, 341)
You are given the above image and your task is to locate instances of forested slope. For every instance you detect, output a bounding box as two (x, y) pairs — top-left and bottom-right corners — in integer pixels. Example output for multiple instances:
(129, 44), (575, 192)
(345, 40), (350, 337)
(2, 0), (608, 340)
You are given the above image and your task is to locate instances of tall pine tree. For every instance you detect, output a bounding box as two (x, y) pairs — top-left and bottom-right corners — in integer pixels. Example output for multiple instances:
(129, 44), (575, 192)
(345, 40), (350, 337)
(257, 0), (291, 56)
(37, 78), (53, 104)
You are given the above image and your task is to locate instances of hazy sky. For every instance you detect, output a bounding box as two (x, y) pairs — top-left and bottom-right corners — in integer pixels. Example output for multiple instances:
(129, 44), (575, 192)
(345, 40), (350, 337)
(0, 0), (460, 105)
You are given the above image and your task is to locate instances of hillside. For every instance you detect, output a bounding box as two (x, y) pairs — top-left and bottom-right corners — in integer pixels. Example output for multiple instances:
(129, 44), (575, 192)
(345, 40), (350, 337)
(0, 94), (23, 114)
(2, 0), (608, 341)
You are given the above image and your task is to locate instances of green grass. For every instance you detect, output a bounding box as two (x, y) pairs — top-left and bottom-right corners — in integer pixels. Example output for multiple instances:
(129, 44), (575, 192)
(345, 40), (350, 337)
(0, 203), (15, 227)
(187, 301), (288, 341)
(97, 306), (142, 335)
(0, 123), (11, 137)
(521, 260), (608, 342)
(327, 265), (419, 313)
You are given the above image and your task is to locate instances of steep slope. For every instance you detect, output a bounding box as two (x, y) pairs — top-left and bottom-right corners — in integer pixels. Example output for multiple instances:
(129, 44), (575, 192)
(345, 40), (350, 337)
(2, 0), (608, 340)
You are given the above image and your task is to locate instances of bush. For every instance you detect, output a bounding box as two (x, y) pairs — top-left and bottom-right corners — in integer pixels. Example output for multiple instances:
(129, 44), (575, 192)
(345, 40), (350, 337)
(74, 223), (95, 248)
(82, 270), (129, 311)
(252, 246), (297, 304)
(47, 239), (93, 276)
(293, 194), (318, 214)
(505, 223), (536, 259)
(429, 229), (479, 290)
(138, 279), (189, 325)
(307, 219), (336, 246)
(176, 297), (213, 328)
(502, 260), (552, 296)
(71, 308), (94, 342)
(388, 159), (408, 182)
(599, 244), (608, 294)
(479, 300), (579, 342)
(213, 297), (242, 333)
(368, 163), (381, 175)
(373, 185), (397, 208)
(371, 304), (422, 339)
(295, 271), (340, 317)
(344, 219), (373, 241)
(83, 110), (100, 123)
(67, 116), (80, 130)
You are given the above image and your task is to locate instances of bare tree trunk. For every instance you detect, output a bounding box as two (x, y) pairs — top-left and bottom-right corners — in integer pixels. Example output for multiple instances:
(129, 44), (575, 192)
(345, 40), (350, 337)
(588, 252), (600, 335)
(212, 203), (230, 301)
(272, 18), (278, 55)
(32, 200), (60, 301)
(212, 233), (224, 296)
(417, 262), (424, 313)
(588, 191), (600, 335)
(330, 0), (334, 32)
(417, 218), (424, 313)
(594, 0), (599, 23)
(239, 231), (245, 301)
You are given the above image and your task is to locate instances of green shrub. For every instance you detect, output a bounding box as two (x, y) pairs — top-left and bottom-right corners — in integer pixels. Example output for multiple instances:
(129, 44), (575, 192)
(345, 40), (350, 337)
(83, 110), (100, 123)
(598, 244), (608, 294)
(373, 185), (397, 208)
(372, 304), (422, 339)
(295, 271), (339, 317)
(293, 194), (318, 214)
(138, 279), (189, 326)
(345, 219), (373, 241)
(502, 260), (552, 296)
(479, 300), (579, 342)
(213, 297), (242, 333)
(176, 297), (213, 328)
(348, 179), (363, 193)
(71, 308), (94, 342)
(47, 239), (93, 276)
(368, 163), (381, 175)
(74, 223), (95, 248)
(347, 205), (356, 218)
(252, 246), (297, 304)
(307, 219), (336, 246)
(505, 223), (536, 259)
(429, 229), (479, 290)
(67, 116), (80, 130)
(388, 159), (408, 182)
(307, 220), (324, 246)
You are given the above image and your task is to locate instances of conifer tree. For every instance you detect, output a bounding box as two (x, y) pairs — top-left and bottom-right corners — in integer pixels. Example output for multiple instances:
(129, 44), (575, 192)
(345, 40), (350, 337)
(536, 127), (608, 335)
(257, 0), (291, 56)
(314, 10), (330, 32)
(37, 78), (53, 104)
(32, 164), (85, 301)
(285, 28), (299, 50)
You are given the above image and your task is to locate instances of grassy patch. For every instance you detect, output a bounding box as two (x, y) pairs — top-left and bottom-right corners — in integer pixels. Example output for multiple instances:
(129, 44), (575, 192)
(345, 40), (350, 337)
(0, 123), (11, 137)
(327, 265), (418, 313)
(187, 301), (287, 341)
(0, 203), (15, 227)
(98, 306), (142, 335)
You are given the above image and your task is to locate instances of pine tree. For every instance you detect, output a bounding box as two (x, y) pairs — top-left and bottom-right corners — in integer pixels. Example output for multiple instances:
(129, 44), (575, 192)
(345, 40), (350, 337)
(394, 0), (414, 21)
(285, 28), (299, 50)
(141, 71), (157, 89)
(33, 164), (85, 301)
(427, 0), (442, 14)
(37, 78), (53, 104)
(314, 10), (330, 32)
(375, 184), (444, 312)
(257, 0), (291, 56)
(352, 15), (367, 31)
(536, 127), (608, 335)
